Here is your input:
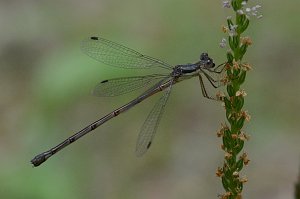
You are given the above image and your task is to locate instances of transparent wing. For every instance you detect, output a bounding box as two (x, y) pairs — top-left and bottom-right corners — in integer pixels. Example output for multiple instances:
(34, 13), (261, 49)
(81, 37), (172, 70)
(93, 74), (169, 97)
(135, 81), (173, 157)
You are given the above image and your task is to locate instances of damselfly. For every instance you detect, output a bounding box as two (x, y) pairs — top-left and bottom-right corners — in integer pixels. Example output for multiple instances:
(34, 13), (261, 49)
(31, 36), (225, 167)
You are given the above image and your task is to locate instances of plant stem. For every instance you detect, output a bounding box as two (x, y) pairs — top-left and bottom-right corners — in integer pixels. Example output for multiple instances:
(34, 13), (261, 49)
(216, 0), (261, 198)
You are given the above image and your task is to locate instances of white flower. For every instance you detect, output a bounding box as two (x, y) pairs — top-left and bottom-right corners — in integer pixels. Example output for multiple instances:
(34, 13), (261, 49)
(222, 0), (231, 8)
(245, 8), (251, 13)
(241, 2), (263, 19)
(229, 24), (238, 36)
(219, 38), (227, 48)
(237, 9), (244, 15)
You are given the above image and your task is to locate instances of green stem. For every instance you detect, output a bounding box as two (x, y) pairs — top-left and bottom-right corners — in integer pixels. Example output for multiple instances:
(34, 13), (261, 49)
(218, 1), (253, 198)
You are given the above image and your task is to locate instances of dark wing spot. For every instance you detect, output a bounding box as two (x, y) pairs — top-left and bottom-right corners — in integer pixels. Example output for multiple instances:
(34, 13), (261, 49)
(101, 79), (108, 83)
(90, 36), (99, 40)
(147, 141), (152, 149)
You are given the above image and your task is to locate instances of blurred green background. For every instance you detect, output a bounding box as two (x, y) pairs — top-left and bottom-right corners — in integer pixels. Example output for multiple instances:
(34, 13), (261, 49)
(1, 0), (300, 198)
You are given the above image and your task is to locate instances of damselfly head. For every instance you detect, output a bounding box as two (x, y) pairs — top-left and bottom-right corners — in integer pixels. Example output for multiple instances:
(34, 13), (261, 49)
(200, 53), (215, 68)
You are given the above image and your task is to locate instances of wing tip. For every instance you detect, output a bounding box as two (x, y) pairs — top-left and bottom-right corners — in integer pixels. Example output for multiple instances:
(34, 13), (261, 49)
(135, 141), (152, 157)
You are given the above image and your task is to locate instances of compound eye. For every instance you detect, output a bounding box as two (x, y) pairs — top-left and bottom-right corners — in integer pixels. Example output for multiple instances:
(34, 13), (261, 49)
(206, 59), (215, 68)
(200, 53), (208, 60)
